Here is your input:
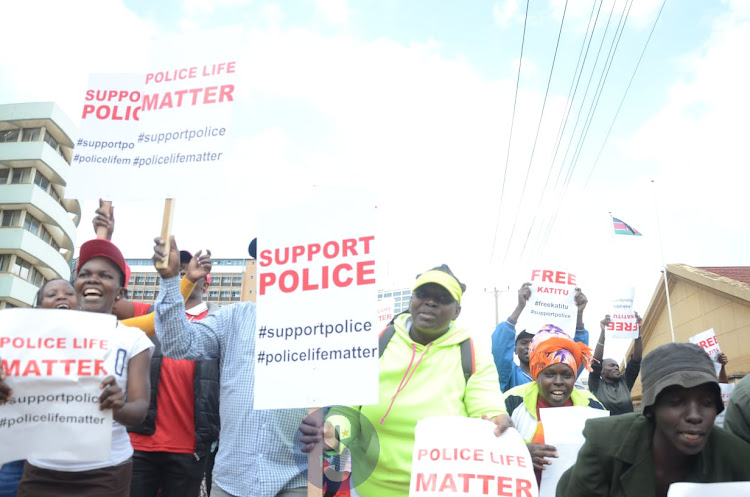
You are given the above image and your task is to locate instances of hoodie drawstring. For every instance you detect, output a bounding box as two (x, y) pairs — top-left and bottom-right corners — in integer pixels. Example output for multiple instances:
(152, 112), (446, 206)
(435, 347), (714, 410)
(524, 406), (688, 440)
(380, 342), (432, 424)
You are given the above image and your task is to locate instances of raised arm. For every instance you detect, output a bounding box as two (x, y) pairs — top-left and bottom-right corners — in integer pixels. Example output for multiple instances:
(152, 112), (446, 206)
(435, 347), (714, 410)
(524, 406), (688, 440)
(588, 316), (609, 394)
(632, 312), (643, 362)
(153, 236), (221, 360)
(491, 283), (530, 391)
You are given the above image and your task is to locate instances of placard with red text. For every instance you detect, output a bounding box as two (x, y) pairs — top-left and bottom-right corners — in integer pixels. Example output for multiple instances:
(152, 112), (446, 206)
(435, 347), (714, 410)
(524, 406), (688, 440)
(606, 287), (639, 339)
(0, 309), (116, 464)
(254, 188), (377, 409)
(689, 328), (723, 376)
(377, 298), (395, 330)
(524, 269), (578, 337)
(409, 416), (537, 497)
(67, 27), (239, 199)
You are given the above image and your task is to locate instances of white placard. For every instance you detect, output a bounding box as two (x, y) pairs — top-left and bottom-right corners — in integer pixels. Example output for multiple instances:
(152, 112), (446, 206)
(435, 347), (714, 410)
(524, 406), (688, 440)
(377, 297), (395, 329)
(606, 287), (639, 339)
(67, 27), (239, 200)
(689, 329), (723, 376)
(668, 482), (750, 497)
(409, 417), (538, 497)
(538, 406), (610, 497)
(253, 188), (378, 409)
(525, 269), (578, 337)
(0, 309), (117, 464)
(714, 383), (735, 428)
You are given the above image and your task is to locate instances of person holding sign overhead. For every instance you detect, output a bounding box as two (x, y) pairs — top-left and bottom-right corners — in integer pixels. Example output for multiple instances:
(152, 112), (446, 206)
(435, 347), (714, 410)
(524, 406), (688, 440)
(557, 342), (750, 497)
(151, 236), (308, 497)
(503, 325), (604, 486)
(492, 282), (590, 392)
(10, 239), (154, 497)
(299, 265), (513, 497)
(588, 313), (643, 415)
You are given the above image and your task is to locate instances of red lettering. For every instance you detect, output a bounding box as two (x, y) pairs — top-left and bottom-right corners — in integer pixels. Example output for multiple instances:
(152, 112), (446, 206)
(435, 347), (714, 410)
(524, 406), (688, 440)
(342, 238), (357, 257)
(292, 245), (305, 263)
(416, 473), (436, 492)
(1, 359), (19, 376)
(77, 360), (91, 376)
(301, 268), (319, 291)
(457, 473), (475, 492)
(417, 449), (427, 460)
(333, 264), (353, 287)
(82, 104), (95, 118)
(307, 243), (321, 261)
(542, 270), (554, 282)
(477, 474), (494, 493)
(498, 476), (513, 497)
(95, 360), (107, 376)
(218, 84), (234, 102)
(259, 249), (272, 266)
(516, 478), (533, 497)
(357, 260), (375, 285)
(278, 270), (299, 292)
(23, 360), (40, 376)
(359, 235), (374, 254)
(258, 273), (275, 295)
(439, 474), (457, 492)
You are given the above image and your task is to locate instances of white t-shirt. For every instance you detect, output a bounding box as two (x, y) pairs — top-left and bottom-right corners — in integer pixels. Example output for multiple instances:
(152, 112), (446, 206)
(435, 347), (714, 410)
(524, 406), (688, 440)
(29, 324), (154, 472)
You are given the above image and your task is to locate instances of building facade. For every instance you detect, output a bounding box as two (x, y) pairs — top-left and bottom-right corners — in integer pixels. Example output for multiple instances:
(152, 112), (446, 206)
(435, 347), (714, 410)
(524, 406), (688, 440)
(378, 287), (412, 315)
(0, 103), (81, 308)
(630, 264), (750, 408)
(125, 257), (257, 308)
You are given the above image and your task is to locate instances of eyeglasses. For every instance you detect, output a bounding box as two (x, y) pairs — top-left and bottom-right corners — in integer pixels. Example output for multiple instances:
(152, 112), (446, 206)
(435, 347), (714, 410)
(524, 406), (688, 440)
(413, 288), (455, 305)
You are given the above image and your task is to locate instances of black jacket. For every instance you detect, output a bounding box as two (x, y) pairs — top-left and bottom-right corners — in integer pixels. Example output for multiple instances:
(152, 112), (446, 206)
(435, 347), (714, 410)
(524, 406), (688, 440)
(128, 334), (220, 458)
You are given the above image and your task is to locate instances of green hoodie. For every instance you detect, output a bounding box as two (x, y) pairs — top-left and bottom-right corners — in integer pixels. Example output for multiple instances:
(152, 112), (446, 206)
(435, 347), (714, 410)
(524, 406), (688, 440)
(329, 313), (507, 497)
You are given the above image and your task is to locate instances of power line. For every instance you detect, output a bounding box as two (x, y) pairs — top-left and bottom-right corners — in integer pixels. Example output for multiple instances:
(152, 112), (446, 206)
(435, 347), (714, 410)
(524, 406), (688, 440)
(519, 0), (603, 257)
(583, 0), (669, 189)
(489, 0), (531, 265)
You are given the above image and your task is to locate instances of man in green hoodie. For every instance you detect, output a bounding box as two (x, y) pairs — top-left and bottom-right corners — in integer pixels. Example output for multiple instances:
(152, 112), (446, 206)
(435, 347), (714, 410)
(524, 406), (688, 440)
(300, 264), (512, 497)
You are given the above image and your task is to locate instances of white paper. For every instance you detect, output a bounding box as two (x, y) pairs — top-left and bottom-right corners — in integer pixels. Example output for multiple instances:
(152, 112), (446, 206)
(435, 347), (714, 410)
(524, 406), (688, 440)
(525, 269), (578, 337)
(0, 309), (117, 464)
(410, 416), (538, 497)
(377, 298), (395, 329)
(253, 188), (378, 409)
(538, 406), (610, 497)
(689, 329), (723, 376)
(668, 482), (750, 497)
(714, 383), (735, 428)
(607, 287), (639, 339)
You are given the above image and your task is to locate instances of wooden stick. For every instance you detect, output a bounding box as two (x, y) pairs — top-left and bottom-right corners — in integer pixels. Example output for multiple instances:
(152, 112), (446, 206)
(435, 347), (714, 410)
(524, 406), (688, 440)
(95, 200), (112, 239)
(154, 198), (175, 270)
(308, 407), (323, 497)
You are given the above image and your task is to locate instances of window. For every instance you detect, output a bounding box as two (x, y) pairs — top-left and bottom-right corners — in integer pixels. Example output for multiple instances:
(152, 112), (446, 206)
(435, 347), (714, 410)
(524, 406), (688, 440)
(209, 290), (219, 298)
(49, 187), (60, 202)
(145, 276), (156, 284)
(43, 131), (58, 151)
(232, 276), (242, 285)
(11, 167), (31, 184)
(0, 254), (9, 271)
(135, 276), (145, 284)
(11, 257), (32, 280)
(0, 129), (20, 143)
(0, 169), (9, 184)
(22, 128), (41, 142)
(221, 277), (231, 285)
(144, 290), (154, 298)
(220, 290), (230, 299)
(34, 173), (50, 192)
(30, 269), (44, 287)
(210, 278), (219, 286)
(23, 214), (41, 236)
(231, 290), (241, 298)
(1, 210), (21, 227)
(129, 276), (134, 285)
(133, 291), (144, 299)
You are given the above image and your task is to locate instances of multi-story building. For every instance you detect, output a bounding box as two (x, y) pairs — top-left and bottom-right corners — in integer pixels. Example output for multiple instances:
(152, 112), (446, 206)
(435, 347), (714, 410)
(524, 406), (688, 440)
(124, 257), (257, 308)
(378, 287), (412, 315)
(0, 103), (81, 309)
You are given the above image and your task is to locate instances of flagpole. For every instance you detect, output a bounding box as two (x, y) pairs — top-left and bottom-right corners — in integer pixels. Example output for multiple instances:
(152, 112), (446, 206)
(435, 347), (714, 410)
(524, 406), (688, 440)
(651, 179), (675, 343)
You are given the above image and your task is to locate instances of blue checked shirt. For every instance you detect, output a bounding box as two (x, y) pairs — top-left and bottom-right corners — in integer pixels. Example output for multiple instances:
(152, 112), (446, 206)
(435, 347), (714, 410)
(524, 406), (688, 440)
(154, 275), (308, 497)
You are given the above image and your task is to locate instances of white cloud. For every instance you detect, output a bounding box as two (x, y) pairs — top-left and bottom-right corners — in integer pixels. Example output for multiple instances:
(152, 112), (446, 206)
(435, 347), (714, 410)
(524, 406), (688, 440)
(512, 56), (538, 76)
(493, 0), (520, 28)
(314, 0), (350, 24)
(182, 0), (253, 16)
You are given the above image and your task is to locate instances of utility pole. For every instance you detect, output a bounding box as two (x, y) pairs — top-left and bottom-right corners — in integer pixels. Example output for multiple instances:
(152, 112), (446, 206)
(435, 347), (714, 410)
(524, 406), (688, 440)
(484, 286), (509, 327)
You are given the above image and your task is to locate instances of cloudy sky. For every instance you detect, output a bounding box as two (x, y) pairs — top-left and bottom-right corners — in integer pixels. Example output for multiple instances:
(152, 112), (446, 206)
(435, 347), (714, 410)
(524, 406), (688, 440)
(1, 0), (747, 353)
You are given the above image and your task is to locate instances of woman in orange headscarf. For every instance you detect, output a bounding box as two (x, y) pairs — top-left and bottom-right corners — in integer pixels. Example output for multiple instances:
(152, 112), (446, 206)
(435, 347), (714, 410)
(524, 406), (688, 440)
(503, 325), (605, 485)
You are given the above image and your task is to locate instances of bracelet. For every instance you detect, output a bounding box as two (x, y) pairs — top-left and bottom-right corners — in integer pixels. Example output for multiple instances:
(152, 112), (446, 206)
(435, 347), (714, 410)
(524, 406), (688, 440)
(597, 341), (605, 346)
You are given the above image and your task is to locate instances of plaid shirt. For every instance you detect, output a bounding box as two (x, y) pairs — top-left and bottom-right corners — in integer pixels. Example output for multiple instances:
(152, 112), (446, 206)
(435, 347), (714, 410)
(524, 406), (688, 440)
(155, 276), (308, 497)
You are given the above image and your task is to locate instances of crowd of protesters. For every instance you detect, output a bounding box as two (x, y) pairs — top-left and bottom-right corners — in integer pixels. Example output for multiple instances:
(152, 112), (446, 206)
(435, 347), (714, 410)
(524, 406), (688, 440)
(1, 204), (750, 497)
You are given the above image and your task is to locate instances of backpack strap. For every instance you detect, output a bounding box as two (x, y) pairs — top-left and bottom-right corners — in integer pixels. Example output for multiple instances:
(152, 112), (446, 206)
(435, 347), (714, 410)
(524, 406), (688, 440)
(378, 325), (396, 358)
(379, 324), (475, 383)
(459, 338), (475, 383)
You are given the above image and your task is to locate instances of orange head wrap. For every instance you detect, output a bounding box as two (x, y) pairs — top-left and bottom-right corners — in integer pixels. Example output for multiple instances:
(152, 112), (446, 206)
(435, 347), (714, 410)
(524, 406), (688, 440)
(529, 324), (593, 380)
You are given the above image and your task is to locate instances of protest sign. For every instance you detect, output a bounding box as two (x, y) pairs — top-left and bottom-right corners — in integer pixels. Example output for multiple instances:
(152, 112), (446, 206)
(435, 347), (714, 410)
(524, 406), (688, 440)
(409, 416), (537, 497)
(714, 383), (735, 428)
(253, 188), (378, 409)
(668, 482), (750, 497)
(377, 298), (395, 329)
(689, 329), (722, 376)
(525, 269), (578, 337)
(0, 309), (117, 464)
(67, 27), (239, 200)
(538, 406), (610, 497)
(606, 287), (639, 339)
